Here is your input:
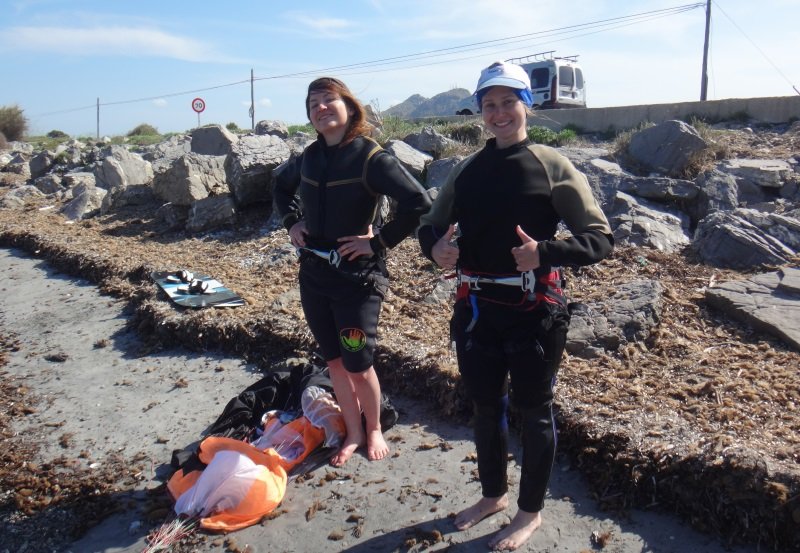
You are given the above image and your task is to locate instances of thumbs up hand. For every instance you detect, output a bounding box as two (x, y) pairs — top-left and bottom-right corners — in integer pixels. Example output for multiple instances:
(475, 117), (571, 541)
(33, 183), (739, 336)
(511, 225), (541, 271)
(432, 224), (460, 269)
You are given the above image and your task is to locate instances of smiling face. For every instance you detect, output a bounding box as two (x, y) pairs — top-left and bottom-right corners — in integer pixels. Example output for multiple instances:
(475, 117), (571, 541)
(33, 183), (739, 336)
(479, 86), (528, 149)
(308, 89), (354, 145)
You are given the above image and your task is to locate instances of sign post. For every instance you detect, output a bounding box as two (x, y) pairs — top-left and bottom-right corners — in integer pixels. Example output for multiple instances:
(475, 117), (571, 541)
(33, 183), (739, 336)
(191, 97), (206, 127)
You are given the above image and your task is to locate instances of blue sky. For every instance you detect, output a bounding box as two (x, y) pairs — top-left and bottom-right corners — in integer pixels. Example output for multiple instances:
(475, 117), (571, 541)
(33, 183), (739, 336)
(1, 0), (797, 138)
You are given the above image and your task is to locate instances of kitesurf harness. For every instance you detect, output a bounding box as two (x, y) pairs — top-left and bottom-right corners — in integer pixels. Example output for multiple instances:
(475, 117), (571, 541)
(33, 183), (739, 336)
(296, 246), (342, 268)
(455, 266), (567, 308)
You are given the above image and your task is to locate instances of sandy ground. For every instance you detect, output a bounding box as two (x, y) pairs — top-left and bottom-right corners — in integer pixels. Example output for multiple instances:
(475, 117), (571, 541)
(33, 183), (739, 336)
(0, 246), (764, 553)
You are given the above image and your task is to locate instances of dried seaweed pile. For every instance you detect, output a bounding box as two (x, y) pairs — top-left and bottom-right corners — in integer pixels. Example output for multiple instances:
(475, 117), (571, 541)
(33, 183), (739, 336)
(0, 202), (798, 550)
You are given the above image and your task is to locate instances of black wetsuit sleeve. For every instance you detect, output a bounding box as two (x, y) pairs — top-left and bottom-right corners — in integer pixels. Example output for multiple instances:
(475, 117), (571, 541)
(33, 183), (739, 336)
(272, 153), (304, 232)
(365, 151), (432, 250)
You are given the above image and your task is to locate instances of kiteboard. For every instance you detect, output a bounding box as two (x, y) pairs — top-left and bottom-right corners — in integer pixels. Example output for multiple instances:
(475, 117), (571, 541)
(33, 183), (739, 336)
(151, 270), (245, 308)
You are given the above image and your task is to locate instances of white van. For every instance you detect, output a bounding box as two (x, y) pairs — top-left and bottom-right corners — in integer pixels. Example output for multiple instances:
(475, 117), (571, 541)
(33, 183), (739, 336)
(508, 51), (586, 109)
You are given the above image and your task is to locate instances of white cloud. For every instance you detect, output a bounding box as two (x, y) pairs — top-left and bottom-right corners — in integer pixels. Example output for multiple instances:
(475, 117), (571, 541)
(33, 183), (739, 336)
(152, 98), (168, 108)
(0, 26), (243, 64)
(283, 11), (355, 38)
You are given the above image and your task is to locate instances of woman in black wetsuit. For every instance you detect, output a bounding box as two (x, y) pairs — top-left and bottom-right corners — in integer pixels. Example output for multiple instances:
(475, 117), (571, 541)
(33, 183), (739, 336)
(417, 61), (614, 551)
(273, 77), (430, 467)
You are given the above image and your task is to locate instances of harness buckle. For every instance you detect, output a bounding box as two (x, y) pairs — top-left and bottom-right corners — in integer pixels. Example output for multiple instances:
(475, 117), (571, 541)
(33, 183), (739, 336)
(297, 247), (342, 268)
(328, 249), (342, 268)
(456, 271), (482, 290)
(521, 270), (536, 293)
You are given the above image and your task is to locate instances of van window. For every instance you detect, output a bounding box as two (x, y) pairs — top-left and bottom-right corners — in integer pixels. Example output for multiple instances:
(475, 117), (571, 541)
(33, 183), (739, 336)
(558, 66), (574, 87)
(575, 68), (584, 88)
(530, 68), (550, 89)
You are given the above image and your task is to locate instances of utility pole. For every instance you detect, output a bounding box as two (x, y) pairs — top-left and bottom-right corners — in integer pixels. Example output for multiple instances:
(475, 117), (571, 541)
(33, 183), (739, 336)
(250, 68), (255, 131)
(96, 97), (100, 140)
(700, 0), (711, 101)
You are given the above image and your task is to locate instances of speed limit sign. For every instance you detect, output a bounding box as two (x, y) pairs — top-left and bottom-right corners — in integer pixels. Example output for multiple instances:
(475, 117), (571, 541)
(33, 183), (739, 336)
(191, 97), (206, 113)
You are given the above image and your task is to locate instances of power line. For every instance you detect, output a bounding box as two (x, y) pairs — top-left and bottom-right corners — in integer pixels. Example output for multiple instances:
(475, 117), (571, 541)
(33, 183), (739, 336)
(32, 3), (704, 119)
(251, 4), (702, 81)
(711, 0), (799, 95)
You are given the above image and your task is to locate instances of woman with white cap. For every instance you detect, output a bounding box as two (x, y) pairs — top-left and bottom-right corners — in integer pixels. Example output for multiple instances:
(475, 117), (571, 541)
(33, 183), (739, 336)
(417, 61), (613, 551)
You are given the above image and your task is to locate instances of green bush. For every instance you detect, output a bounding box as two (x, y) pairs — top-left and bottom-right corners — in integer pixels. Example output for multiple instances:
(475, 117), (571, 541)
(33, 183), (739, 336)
(127, 123), (159, 137)
(0, 105), (28, 141)
(47, 129), (69, 139)
(0, 131), (7, 150)
(527, 125), (576, 146)
(225, 122), (241, 133)
(287, 123), (315, 135)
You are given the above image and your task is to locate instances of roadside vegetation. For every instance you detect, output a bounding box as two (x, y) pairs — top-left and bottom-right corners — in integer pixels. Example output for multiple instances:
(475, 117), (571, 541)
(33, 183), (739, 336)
(0, 105), (28, 142)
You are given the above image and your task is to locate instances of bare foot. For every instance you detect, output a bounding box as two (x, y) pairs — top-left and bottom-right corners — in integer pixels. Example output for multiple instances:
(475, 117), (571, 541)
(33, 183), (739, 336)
(366, 429), (389, 461)
(488, 509), (542, 551)
(453, 495), (509, 530)
(330, 437), (364, 467)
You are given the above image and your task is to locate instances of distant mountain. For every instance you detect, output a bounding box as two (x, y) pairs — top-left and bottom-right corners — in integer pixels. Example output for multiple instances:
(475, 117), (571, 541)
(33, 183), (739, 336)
(383, 88), (477, 118)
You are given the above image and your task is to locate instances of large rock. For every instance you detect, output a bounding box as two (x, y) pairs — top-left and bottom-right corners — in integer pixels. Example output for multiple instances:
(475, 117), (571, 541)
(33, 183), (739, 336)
(718, 158), (794, 189)
(626, 120), (708, 177)
(693, 210), (795, 269)
(29, 151), (55, 178)
(255, 120), (289, 139)
(403, 126), (456, 159)
(61, 187), (107, 220)
(384, 140), (432, 179)
(190, 125), (238, 156)
(705, 267), (800, 350)
(567, 280), (663, 358)
(609, 192), (691, 253)
(94, 145), (154, 189)
(224, 134), (290, 206)
(1, 185), (44, 209)
(425, 156), (463, 190)
(186, 195), (237, 232)
(152, 153), (228, 206)
(100, 184), (158, 214)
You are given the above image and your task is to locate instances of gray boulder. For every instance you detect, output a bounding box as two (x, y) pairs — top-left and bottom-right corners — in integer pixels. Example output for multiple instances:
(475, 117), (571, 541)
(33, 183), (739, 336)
(255, 120), (289, 139)
(425, 157), (463, 190)
(567, 280), (663, 358)
(62, 172), (97, 190)
(626, 120), (708, 177)
(718, 158), (793, 189)
(693, 210), (795, 269)
(33, 174), (63, 194)
(224, 134), (290, 206)
(101, 184), (158, 214)
(609, 192), (691, 253)
(29, 151), (55, 178)
(61, 187), (107, 220)
(186, 195), (237, 232)
(403, 126), (456, 158)
(1, 185), (45, 209)
(190, 125), (238, 156)
(384, 140), (432, 179)
(152, 153), (228, 206)
(94, 145), (154, 189)
(706, 267), (800, 350)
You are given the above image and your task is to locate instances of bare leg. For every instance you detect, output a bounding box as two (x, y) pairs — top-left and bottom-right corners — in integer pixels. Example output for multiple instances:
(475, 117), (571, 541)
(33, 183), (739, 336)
(454, 494), (509, 530)
(328, 358), (365, 467)
(488, 509), (542, 551)
(350, 366), (389, 461)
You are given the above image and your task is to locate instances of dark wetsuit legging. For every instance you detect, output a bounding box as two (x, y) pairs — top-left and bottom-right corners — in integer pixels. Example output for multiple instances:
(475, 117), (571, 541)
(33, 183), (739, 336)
(450, 297), (569, 513)
(299, 257), (387, 374)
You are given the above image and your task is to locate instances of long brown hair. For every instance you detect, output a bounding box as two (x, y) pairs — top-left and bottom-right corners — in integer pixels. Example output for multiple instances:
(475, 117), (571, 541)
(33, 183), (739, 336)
(305, 77), (372, 146)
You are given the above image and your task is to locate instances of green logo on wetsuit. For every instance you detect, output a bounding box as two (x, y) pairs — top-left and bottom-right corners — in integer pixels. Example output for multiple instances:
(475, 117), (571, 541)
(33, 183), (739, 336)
(340, 328), (367, 352)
